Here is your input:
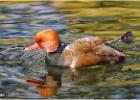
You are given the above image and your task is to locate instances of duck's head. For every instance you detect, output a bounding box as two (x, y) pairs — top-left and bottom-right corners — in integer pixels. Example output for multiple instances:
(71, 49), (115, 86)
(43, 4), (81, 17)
(25, 29), (60, 53)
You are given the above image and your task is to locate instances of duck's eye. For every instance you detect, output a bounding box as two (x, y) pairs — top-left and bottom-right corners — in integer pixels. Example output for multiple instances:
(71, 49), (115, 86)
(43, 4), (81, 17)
(36, 39), (42, 43)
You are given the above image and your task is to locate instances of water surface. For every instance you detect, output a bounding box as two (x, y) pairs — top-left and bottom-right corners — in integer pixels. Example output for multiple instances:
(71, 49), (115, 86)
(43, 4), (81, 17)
(0, 1), (140, 99)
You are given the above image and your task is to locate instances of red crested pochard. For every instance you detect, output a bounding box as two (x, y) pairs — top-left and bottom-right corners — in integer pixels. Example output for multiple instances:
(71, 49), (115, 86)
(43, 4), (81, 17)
(25, 29), (133, 68)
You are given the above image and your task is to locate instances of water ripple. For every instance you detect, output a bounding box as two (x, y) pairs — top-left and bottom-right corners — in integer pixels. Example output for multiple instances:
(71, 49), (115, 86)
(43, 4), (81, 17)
(0, 2), (67, 38)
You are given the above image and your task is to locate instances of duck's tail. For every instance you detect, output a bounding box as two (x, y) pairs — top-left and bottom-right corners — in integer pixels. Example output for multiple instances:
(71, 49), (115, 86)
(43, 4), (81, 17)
(110, 31), (134, 44)
(105, 31), (134, 52)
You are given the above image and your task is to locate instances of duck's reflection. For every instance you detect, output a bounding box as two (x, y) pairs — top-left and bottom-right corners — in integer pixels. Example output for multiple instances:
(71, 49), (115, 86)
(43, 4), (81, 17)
(37, 67), (63, 97)
(63, 64), (124, 86)
(28, 63), (124, 96)
(36, 75), (58, 97)
(27, 67), (62, 97)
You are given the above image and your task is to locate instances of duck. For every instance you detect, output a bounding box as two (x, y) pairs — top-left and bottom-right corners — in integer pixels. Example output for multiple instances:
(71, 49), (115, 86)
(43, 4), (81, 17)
(25, 29), (133, 68)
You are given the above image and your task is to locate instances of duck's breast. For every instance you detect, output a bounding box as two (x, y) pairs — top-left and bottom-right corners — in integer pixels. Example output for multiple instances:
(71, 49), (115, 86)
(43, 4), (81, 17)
(46, 52), (63, 67)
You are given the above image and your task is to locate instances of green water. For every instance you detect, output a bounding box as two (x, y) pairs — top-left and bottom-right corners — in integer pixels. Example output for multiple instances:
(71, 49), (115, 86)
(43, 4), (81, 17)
(0, 1), (140, 99)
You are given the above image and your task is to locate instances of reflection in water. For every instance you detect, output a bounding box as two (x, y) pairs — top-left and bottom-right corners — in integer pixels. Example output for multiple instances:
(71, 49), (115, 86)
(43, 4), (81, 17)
(63, 64), (123, 86)
(36, 75), (58, 97)
(26, 67), (62, 97)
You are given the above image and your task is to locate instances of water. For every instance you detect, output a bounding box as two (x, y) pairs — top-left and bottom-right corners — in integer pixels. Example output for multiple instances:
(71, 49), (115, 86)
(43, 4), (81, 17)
(0, 1), (140, 99)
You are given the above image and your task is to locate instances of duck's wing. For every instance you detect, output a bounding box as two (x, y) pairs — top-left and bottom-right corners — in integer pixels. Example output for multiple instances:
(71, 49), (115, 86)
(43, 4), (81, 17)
(93, 44), (125, 57)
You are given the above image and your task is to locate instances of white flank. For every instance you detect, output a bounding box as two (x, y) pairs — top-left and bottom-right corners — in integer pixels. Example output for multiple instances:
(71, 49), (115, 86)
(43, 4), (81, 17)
(70, 57), (77, 68)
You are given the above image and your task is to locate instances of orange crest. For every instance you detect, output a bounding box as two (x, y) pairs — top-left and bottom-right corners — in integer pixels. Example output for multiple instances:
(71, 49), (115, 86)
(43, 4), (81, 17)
(35, 29), (60, 52)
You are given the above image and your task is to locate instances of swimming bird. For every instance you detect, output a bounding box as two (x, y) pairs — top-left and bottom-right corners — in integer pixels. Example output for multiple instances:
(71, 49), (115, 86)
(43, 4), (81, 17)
(25, 29), (133, 68)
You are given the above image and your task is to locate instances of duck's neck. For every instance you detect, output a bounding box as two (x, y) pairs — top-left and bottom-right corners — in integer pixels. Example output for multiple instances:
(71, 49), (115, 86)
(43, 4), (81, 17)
(47, 41), (68, 57)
